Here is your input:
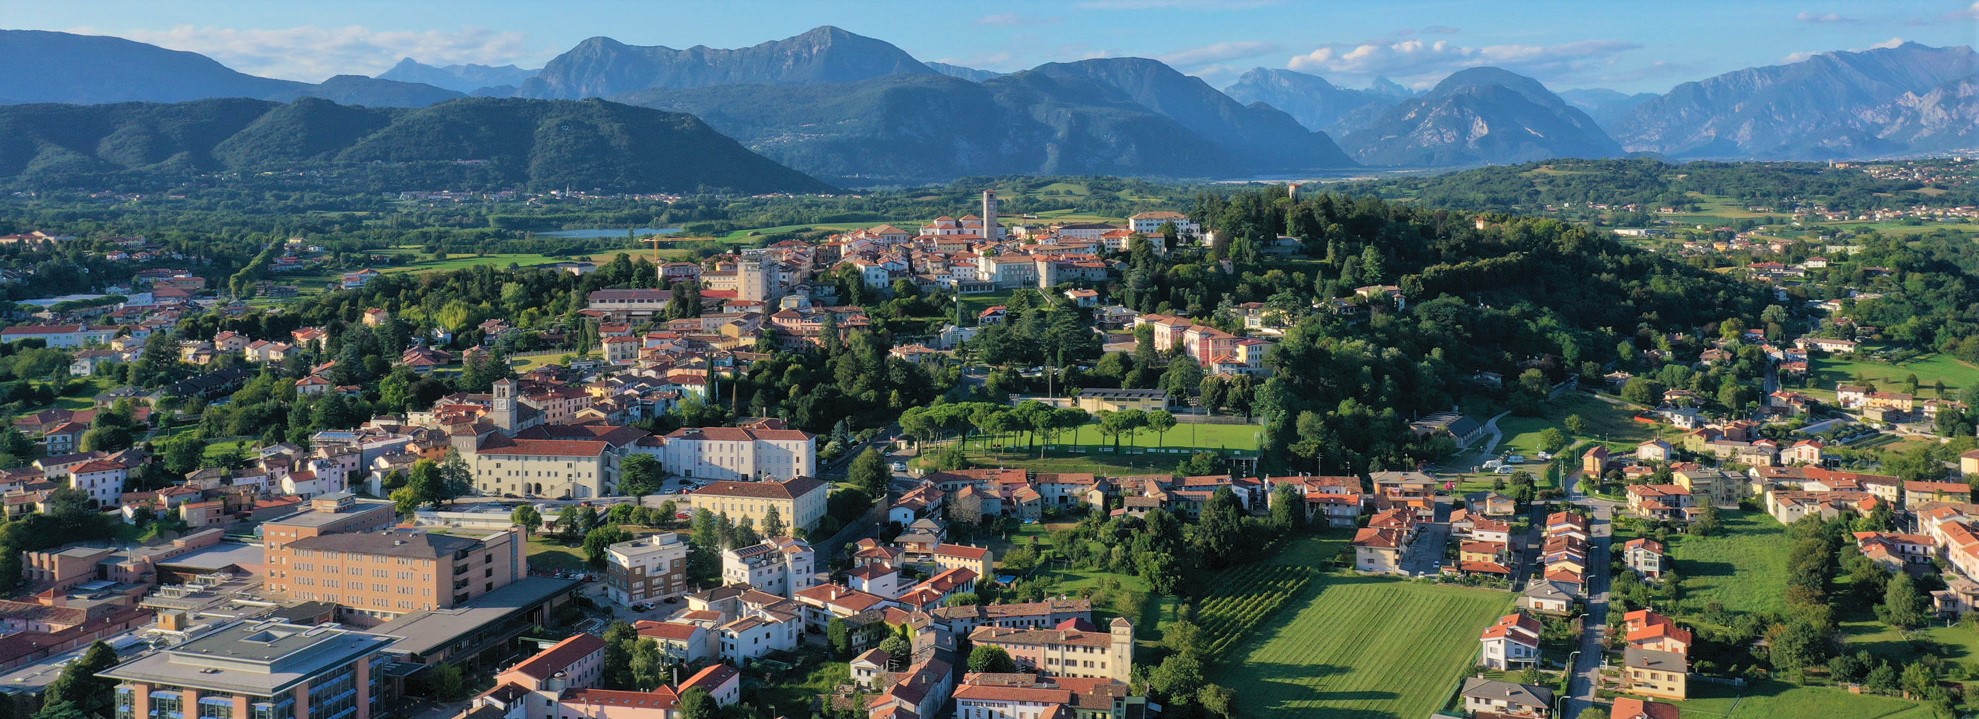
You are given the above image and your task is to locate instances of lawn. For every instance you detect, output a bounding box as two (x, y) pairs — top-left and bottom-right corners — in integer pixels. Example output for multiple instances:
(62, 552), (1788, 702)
(1193, 535), (1344, 660)
(1495, 392), (1654, 458)
(374, 251), (576, 275)
(1810, 351), (1979, 400)
(1842, 616), (1979, 664)
(1212, 573), (1511, 719)
(1668, 678), (1927, 718)
(1667, 510), (1790, 618)
(56, 376), (119, 410)
(957, 290), (1016, 326)
(527, 536), (589, 573)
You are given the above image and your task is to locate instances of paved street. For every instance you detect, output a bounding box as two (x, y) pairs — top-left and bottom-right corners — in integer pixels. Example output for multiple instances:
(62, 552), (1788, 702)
(1562, 468), (1621, 718)
(1401, 498), (1452, 576)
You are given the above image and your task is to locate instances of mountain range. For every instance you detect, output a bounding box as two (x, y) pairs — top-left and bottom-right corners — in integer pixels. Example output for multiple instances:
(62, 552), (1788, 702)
(0, 96), (831, 194)
(0, 25), (1972, 182)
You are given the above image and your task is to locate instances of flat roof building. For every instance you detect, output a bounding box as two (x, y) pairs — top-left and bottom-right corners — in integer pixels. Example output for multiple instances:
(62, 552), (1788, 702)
(104, 620), (396, 719)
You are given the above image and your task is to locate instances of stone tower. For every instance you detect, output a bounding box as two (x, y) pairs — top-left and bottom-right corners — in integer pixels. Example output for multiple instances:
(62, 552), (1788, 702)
(491, 378), (516, 432)
(981, 189), (999, 241)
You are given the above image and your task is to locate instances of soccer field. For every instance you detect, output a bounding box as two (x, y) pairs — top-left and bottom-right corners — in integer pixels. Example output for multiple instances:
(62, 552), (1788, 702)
(1212, 573), (1511, 719)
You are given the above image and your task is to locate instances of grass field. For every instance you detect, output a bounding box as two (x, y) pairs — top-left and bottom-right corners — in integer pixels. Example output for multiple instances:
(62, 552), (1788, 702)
(1668, 678), (1927, 718)
(1842, 616), (1979, 664)
(959, 449), (1218, 477)
(1194, 535), (1343, 659)
(527, 536), (588, 572)
(1213, 574), (1510, 719)
(1495, 392), (1655, 458)
(1668, 510), (1790, 618)
(1811, 351), (1979, 400)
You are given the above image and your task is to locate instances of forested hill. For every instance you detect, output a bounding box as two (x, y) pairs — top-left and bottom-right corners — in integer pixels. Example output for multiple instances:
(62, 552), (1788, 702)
(0, 97), (834, 194)
(1165, 187), (1770, 473)
(1328, 158), (1979, 214)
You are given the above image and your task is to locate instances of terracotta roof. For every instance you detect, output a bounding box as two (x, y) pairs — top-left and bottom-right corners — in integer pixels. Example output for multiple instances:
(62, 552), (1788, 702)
(503, 633), (605, 680)
(692, 476), (826, 500)
(561, 687), (680, 709)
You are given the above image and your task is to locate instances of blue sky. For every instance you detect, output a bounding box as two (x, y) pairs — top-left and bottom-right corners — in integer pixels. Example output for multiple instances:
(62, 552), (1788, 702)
(12, 0), (1977, 92)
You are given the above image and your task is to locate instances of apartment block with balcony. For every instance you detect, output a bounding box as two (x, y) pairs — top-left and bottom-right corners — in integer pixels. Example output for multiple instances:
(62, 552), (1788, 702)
(604, 533), (689, 606)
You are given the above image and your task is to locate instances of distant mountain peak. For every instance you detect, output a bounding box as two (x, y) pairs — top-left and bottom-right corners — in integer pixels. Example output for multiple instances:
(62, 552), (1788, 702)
(518, 27), (932, 99)
(1343, 69), (1619, 167)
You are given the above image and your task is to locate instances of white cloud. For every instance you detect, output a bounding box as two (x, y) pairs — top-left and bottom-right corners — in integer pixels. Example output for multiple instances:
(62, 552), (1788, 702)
(975, 13), (1058, 27)
(1786, 36), (1909, 64)
(1288, 38), (1640, 87)
(1870, 36), (1907, 49)
(71, 24), (535, 81)
(1157, 41), (1281, 70)
(1953, 2), (1979, 19)
(1794, 11), (1855, 23)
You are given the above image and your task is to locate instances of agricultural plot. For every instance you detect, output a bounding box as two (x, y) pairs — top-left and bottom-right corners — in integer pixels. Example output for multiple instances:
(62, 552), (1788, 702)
(1191, 535), (1341, 660)
(1212, 573), (1510, 719)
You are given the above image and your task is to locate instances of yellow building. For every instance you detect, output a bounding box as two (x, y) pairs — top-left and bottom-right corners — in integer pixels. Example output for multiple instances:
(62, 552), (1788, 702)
(687, 476), (829, 533)
(1623, 647), (1688, 700)
(1074, 388), (1169, 413)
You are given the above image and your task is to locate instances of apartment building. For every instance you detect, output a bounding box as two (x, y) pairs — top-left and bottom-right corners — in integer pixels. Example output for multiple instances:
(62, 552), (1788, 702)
(967, 618), (1135, 682)
(605, 533), (689, 605)
(104, 620), (397, 719)
(687, 476), (829, 533)
(720, 536), (816, 599)
(260, 492), (397, 554)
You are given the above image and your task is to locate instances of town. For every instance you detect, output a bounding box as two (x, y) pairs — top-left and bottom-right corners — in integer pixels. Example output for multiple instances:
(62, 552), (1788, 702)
(0, 147), (1975, 719)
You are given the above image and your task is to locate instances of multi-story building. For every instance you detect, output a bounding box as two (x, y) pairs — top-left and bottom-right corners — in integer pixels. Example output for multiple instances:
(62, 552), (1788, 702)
(104, 620), (397, 719)
(264, 523), (524, 627)
(604, 533), (689, 605)
(967, 618), (1135, 682)
(260, 493), (398, 555)
(687, 476), (829, 533)
(720, 536), (815, 598)
(1127, 210), (1199, 236)
(660, 426), (816, 482)
(495, 633), (606, 695)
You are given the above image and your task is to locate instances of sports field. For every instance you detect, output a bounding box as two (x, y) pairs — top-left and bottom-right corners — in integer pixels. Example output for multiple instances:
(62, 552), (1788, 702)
(1212, 573), (1510, 719)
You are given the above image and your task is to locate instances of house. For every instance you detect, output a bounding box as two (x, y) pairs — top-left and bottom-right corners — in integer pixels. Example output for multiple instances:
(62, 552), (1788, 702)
(1478, 613), (1543, 670)
(1459, 678), (1554, 719)
(1625, 484), (1694, 521)
(1574, 442), (1609, 473)
(1623, 647), (1688, 700)
(1622, 538), (1666, 580)
(1611, 698), (1680, 719)
(1352, 526), (1409, 574)
(1409, 411), (1485, 448)
(1624, 611), (1692, 656)
(1854, 531), (1936, 573)
(1636, 440), (1673, 463)
(1906, 480), (1972, 510)
(1519, 580), (1576, 616)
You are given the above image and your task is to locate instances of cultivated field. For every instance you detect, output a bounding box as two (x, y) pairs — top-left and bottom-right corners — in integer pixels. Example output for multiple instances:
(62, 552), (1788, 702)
(1213, 573), (1510, 719)
(1668, 509), (1790, 618)
(1193, 535), (1343, 660)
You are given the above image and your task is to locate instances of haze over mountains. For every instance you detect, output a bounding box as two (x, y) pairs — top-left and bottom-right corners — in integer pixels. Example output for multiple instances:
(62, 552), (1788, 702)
(0, 25), (1972, 185)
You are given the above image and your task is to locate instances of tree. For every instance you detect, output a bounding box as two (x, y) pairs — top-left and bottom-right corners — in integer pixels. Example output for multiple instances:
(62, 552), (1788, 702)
(1269, 483), (1304, 532)
(1163, 618), (1204, 658)
(511, 505), (543, 538)
(30, 701), (85, 719)
(1147, 653), (1206, 703)
(437, 450), (473, 504)
(762, 506), (787, 538)
(1692, 502), (1722, 536)
(827, 617), (852, 656)
(1147, 410), (1177, 446)
(1537, 428), (1568, 453)
(1878, 572), (1926, 628)
(1190, 488), (1246, 568)
(583, 526), (633, 568)
(405, 459), (447, 509)
(602, 621), (636, 688)
(968, 645), (1017, 673)
(619, 454), (663, 498)
(676, 688), (717, 719)
(848, 447), (888, 499)
(390, 486), (422, 518)
(878, 634), (912, 668)
(43, 641), (118, 718)
(1563, 414), (1586, 436)
(628, 638), (664, 690)
(1768, 619), (1833, 673)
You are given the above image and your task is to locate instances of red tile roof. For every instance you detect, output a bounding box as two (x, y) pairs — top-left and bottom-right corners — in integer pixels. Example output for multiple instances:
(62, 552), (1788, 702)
(503, 633), (605, 680)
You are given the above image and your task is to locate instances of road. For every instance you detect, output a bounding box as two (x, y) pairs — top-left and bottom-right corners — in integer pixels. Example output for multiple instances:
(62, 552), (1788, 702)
(1477, 410), (1513, 456)
(1562, 467), (1621, 718)
(1401, 497), (1453, 576)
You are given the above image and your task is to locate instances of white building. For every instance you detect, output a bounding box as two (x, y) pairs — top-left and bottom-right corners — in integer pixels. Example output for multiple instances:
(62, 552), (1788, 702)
(721, 536), (816, 598)
(660, 426), (816, 481)
(1127, 211), (1199, 236)
(68, 459), (128, 508)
